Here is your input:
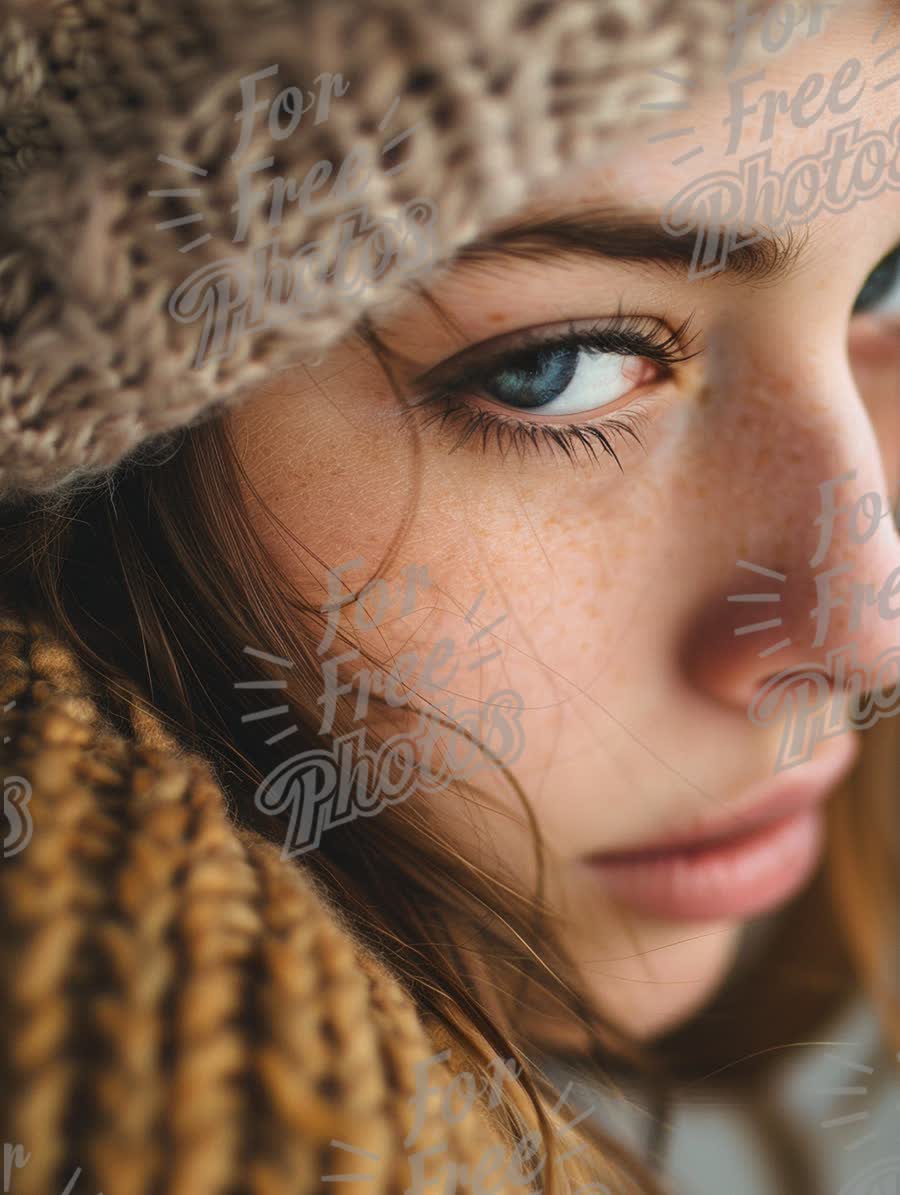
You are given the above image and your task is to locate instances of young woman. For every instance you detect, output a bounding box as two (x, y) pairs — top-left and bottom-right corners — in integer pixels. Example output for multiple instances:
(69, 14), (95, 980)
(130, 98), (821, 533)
(1, 0), (897, 1192)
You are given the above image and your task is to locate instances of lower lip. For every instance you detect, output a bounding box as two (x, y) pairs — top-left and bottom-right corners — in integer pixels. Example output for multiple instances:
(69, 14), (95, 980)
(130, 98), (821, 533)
(584, 807), (826, 923)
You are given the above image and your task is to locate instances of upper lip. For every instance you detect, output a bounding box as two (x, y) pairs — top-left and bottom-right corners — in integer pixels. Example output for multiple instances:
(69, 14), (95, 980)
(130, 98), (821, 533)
(586, 735), (860, 863)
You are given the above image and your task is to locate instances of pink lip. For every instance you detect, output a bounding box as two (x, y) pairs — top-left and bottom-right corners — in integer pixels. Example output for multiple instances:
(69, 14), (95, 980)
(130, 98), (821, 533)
(583, 734), (860, 923)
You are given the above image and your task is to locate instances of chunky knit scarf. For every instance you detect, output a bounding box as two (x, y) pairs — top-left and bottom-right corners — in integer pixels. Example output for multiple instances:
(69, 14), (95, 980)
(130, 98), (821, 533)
(2, 605), (544, 1195)
(0, 1), (771, 1192)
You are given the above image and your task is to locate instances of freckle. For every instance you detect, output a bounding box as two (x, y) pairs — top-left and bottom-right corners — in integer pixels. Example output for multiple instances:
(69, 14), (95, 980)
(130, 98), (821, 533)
(694, 382), (714, 409)
(488, 312), (506, 324)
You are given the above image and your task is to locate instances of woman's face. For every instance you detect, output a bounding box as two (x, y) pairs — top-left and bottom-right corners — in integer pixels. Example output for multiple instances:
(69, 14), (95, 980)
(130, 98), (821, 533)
(231, 1), (900, 1039)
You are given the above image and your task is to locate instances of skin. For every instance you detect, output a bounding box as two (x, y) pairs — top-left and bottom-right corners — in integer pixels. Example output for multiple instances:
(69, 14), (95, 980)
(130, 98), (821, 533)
(230, 0), (900, 1040)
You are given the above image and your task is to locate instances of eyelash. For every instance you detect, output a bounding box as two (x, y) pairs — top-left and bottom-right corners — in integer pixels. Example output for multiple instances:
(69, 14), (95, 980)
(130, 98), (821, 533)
(403, 313), (699, 469)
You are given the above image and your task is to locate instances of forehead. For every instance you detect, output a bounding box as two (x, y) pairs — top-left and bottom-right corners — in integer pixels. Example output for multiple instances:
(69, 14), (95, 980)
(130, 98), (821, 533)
(523, 2), (897, 222)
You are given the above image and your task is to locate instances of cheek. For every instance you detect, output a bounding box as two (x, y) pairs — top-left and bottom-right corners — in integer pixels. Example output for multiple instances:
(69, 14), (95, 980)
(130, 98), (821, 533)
(406, 460), (667, 662)
(232, 355), (421, 567)
(233, 373), (668, 731)
(235, 364), (658, 629)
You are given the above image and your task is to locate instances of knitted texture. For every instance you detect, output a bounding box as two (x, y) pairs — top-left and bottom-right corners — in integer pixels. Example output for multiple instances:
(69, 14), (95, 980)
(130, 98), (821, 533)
(0, 0), (743, 496)
(0, 606), (552, 1195)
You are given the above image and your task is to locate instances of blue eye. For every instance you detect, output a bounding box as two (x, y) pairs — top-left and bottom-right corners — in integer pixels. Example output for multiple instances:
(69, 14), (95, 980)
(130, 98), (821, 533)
(853, 246), (900, 316)
(405, 313), (698, 470)
(483, 345), (646, 415)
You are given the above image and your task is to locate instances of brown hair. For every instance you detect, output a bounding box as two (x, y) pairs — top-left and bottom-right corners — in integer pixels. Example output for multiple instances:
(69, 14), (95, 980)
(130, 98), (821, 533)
(1, 368), (897, 1192)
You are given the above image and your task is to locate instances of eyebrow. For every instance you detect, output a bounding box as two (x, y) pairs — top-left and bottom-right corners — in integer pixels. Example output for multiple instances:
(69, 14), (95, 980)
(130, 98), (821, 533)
(452, 208), (808, 285)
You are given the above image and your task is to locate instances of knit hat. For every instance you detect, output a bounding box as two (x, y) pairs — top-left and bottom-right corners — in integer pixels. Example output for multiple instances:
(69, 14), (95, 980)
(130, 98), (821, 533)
(0, 0), (746, 497)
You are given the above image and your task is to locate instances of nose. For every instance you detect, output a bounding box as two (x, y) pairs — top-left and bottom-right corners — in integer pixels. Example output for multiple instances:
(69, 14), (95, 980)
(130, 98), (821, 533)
(682, 367), (900, 770)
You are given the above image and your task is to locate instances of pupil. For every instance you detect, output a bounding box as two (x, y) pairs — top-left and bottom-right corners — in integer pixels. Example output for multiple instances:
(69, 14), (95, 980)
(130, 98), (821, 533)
(485, 346), (579, 409)
(853, 246), (899, 314)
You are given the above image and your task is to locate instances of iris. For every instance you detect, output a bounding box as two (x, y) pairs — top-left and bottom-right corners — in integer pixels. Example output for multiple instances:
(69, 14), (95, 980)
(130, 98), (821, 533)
(484, 346), (579, 409)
